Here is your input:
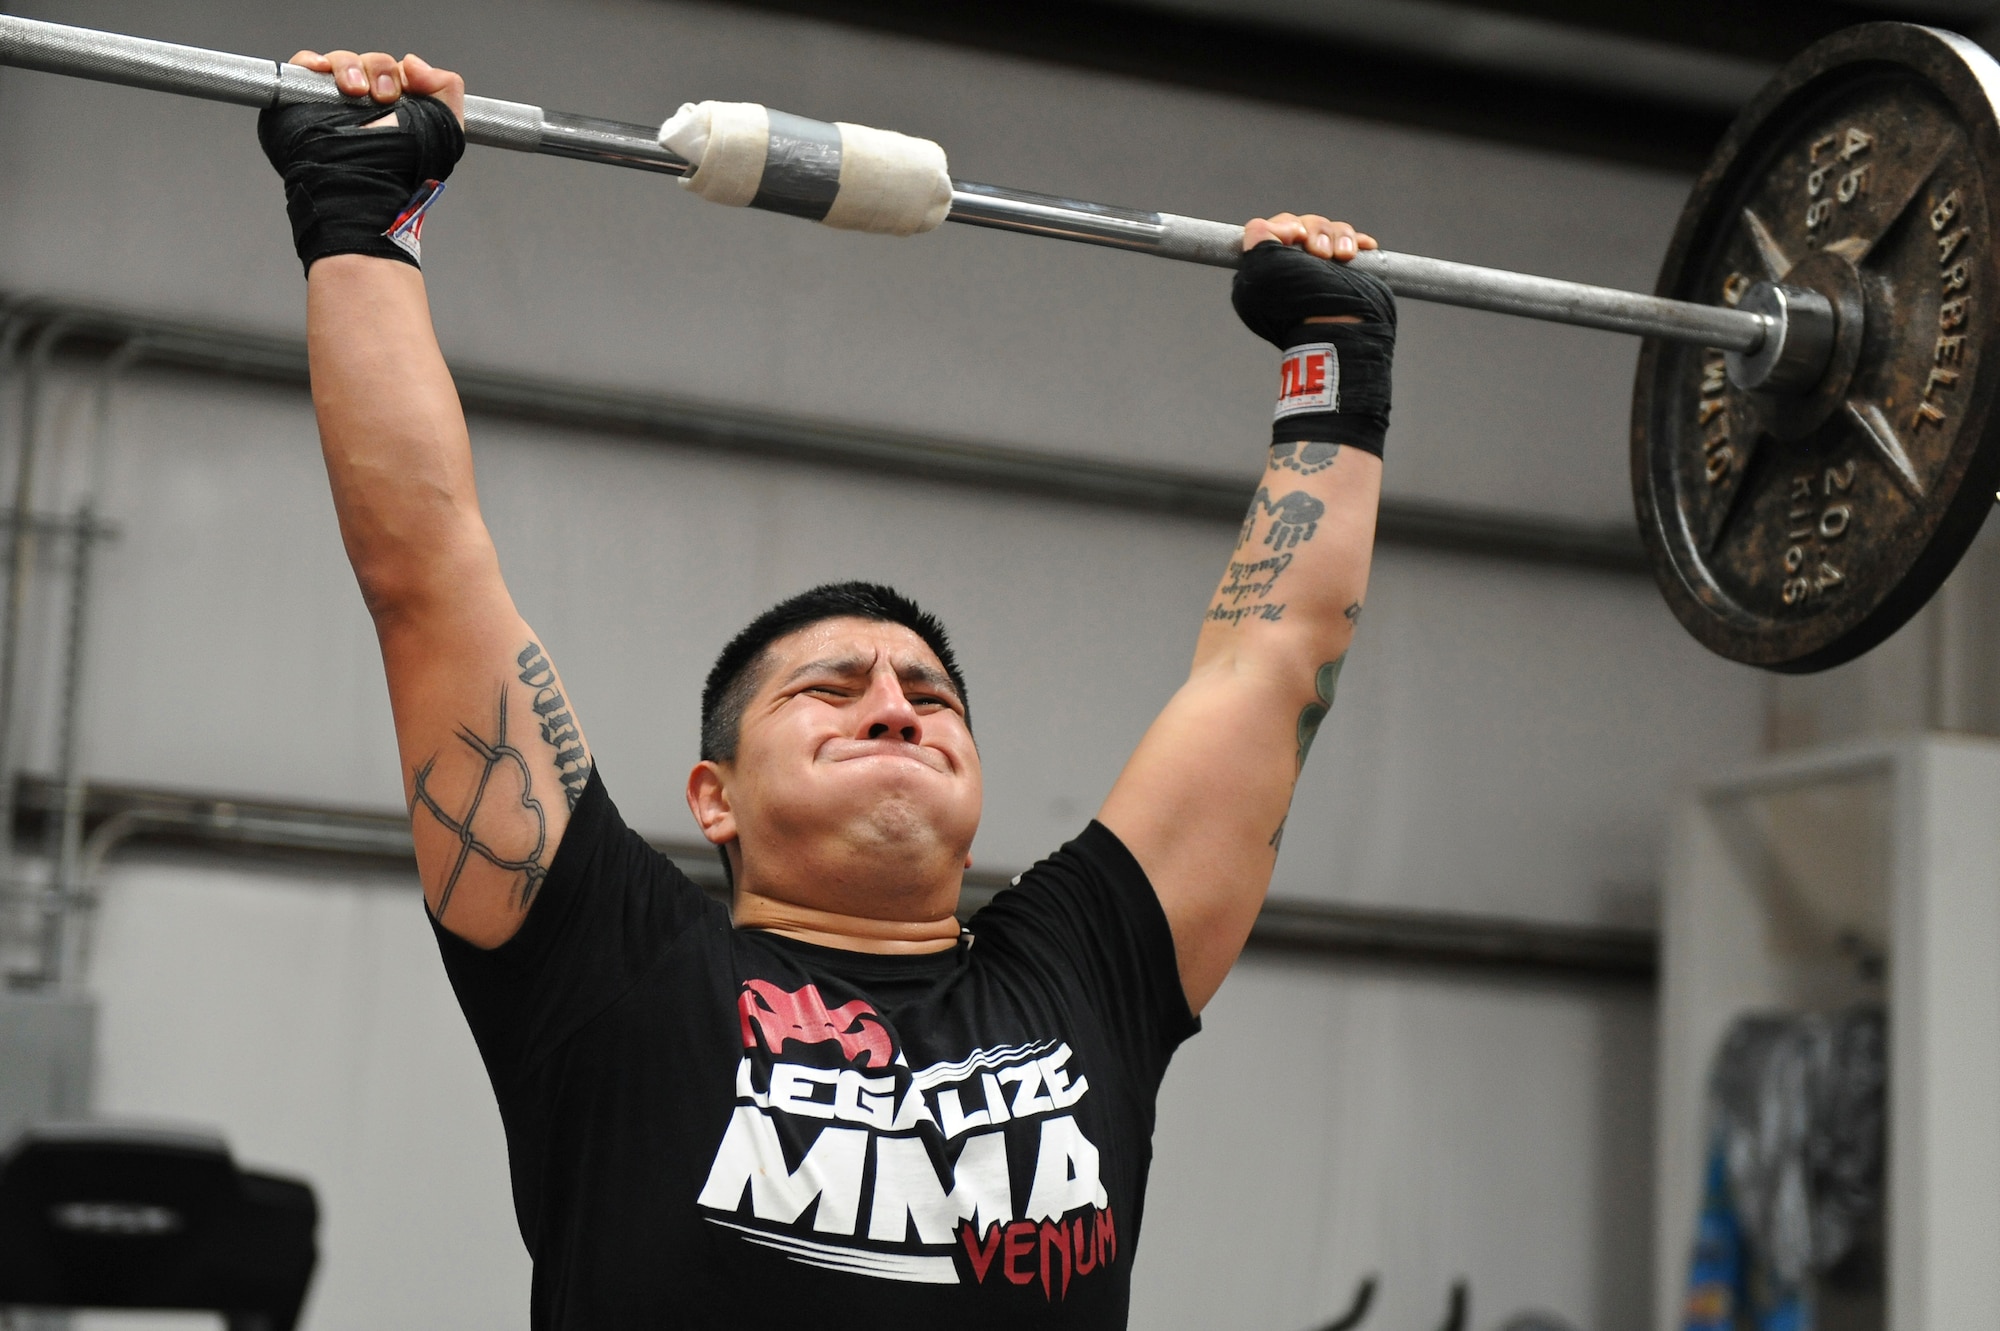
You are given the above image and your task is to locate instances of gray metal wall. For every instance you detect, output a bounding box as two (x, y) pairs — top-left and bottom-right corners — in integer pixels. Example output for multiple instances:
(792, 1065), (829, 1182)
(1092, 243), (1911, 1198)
(0, 1), (1777, 1328)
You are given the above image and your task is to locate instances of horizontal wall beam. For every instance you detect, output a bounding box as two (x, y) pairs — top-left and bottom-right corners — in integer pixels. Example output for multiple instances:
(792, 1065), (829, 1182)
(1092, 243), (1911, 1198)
(702, 0), (1738, 169)
(12, 775), (1657, 983)
(0, 295), (1648, 576)
(1459, 0), (1984, 64)
(700, 1), (1983, 166)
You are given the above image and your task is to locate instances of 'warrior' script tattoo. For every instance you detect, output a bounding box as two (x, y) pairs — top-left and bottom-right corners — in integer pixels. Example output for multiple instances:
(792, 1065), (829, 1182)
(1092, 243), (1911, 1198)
(517, 642), (591, 810)
(413, 689), (550, 920)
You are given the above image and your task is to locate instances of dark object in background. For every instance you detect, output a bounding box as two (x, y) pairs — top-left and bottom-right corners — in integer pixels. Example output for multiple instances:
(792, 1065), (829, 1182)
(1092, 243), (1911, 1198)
(1307, 1274), (1468, 1331)
(1685, 1006), (1887, 1331)
(0, 1122), (317, 1331)
(1314, 1274), (1378, 1331)
(1497, 1315), (1580, 1331)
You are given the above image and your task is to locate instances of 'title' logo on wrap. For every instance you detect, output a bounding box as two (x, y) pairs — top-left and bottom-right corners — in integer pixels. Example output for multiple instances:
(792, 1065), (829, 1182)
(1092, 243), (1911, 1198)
(739, 978), (895, 1068)
(383, 179), (448, 264)
(1274, 342), (1340, 419)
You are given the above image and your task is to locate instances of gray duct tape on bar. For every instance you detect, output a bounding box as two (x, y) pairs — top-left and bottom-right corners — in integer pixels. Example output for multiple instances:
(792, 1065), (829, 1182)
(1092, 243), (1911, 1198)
(754, 110), (843, 220)
(659, 100), (951, 236)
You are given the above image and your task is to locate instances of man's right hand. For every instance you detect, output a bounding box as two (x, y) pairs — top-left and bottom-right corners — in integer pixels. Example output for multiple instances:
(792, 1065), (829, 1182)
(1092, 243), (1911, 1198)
(281, 45), (592, 949)
(285, 48), (467, 126)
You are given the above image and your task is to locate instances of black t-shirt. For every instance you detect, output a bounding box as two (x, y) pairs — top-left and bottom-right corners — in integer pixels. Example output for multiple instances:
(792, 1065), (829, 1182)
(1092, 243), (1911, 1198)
(433, 768), (1200, 1329)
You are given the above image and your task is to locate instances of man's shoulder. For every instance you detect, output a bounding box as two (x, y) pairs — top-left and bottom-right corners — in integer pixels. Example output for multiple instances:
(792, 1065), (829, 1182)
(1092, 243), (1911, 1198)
(969, 822), (1155, 925)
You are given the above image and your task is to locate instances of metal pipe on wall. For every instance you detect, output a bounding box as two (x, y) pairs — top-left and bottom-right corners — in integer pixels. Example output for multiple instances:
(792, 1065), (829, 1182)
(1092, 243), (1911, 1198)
(0, 294), (1649, 575)
(42, 340), (141, 989)
(0, 314), (34, 983)
(0, 307), (129, 989)
(0, 316), (41, 886)
(7, 775), (1657, 983)
(0, 319), (78, 881)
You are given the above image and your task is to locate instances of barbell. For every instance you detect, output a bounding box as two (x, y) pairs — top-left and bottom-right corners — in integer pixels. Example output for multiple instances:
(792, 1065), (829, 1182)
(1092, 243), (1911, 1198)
(1, 15), (1995, 673)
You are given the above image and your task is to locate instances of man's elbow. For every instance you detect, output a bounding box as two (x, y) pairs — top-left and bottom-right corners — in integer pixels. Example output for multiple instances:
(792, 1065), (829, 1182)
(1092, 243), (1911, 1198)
(348, 530), (498, 629)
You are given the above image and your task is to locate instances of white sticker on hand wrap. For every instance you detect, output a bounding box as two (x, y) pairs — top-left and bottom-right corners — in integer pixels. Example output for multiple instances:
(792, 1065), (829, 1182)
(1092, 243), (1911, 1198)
(1274, 344), (1341, 418)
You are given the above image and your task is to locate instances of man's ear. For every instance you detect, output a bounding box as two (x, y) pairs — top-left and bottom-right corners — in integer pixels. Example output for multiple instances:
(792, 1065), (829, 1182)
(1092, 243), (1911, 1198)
(686, 761), (737, 847)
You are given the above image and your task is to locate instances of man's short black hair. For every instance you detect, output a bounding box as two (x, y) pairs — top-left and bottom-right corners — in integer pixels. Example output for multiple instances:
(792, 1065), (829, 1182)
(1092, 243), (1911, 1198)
(699, 581), (970, 765)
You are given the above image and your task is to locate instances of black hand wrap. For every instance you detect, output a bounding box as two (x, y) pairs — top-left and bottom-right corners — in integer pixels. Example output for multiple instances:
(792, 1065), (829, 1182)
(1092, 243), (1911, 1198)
(257, 96), (465, 276)
(1231, 240), (1397, 458)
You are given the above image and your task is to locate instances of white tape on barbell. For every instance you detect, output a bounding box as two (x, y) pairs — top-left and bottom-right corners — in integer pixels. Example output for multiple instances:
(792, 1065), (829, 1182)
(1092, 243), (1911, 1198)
(661, 101), (769, 208)
(658, 100), (951, 236)
(823, 120), (951, 235)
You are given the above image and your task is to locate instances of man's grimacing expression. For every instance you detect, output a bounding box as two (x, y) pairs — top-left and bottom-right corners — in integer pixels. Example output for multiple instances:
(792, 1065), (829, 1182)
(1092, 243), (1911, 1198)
(690, 617), (984, 890)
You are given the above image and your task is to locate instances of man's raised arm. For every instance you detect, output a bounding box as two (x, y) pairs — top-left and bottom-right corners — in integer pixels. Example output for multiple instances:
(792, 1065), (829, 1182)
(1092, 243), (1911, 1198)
(1098, 213), (1389, 1013)
(273, 50), (591, 948)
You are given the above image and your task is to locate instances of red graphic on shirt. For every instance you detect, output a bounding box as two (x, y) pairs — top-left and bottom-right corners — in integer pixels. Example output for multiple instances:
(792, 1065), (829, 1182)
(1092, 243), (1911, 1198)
(738, 978), (894, 1068)
(958, 1208), (1116, 1301)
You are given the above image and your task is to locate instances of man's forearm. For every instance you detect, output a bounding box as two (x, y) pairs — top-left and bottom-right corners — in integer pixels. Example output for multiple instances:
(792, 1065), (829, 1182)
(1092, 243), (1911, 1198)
(1194, 442), (1381, 686)
(306, 254), (489, 618)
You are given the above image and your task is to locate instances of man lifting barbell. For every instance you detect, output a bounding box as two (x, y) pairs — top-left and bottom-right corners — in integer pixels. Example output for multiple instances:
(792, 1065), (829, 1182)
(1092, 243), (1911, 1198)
(264, 45), (1390, 1329)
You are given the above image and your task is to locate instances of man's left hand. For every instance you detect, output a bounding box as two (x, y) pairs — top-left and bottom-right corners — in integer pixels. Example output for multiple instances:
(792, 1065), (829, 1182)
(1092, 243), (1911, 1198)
(285, 48), (467, 126)
(1242, 212), (1376, 260)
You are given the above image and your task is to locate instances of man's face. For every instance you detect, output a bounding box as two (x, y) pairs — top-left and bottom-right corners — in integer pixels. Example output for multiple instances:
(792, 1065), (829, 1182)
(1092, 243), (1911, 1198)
(693, 617), (983, 908)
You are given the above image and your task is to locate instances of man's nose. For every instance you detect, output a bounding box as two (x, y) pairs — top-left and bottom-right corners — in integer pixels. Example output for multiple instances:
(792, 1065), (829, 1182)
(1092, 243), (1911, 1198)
(858, 671), (921, 742)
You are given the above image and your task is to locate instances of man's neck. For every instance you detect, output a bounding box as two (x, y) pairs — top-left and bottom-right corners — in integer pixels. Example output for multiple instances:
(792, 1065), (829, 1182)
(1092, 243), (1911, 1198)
(731, 890), (962, 954)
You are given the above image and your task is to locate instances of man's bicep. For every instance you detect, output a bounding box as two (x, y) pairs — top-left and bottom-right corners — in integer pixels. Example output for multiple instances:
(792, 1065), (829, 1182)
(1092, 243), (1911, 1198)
(378, 585), (593, 950)
(1096, 665), (1304, 1012)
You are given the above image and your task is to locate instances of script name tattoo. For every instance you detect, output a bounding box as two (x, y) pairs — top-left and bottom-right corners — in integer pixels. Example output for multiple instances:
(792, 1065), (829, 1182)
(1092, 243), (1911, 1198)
(412, 688), (549, 919)
(1208, 486), (1327, 627)
(1271, 440), (1341, 475)
(517, 642), (592, 810)
(1210, 551), (1294, 626)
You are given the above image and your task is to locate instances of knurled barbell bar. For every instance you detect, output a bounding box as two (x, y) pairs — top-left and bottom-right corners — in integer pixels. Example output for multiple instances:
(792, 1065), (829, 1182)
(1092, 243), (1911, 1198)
(2, 15), (1994, 673)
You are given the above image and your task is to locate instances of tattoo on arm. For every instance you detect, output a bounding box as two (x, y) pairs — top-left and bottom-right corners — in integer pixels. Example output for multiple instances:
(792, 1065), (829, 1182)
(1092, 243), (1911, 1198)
(516, 642), (592, 810)
(413, 688), (550, 920)
(1268, 655), (1347, 855)
(1216, 447), (1358, 854)
(1295, 657), (1345, 770)
(1239, 487), (1325, 551)
(1210, 552), (1294, 626)
(1209, 487), (1329, 627)
(1271, 440), (1341, 475)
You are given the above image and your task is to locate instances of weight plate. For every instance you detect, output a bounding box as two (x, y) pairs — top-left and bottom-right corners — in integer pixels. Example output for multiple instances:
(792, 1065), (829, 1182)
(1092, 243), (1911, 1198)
(1633, 23), (2000, 673)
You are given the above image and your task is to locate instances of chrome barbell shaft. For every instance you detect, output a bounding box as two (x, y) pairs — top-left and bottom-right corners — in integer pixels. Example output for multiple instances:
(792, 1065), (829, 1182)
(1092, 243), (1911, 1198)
(0, 13), (1771, 356)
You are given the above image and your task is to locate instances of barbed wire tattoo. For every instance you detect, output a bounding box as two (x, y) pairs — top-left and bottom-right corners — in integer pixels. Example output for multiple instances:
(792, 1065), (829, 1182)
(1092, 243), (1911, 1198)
(412, 687), (549, 920)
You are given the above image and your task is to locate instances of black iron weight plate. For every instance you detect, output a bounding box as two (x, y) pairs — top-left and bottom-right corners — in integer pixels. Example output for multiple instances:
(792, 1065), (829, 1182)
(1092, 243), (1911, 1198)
(1634, 23), (2000, 673)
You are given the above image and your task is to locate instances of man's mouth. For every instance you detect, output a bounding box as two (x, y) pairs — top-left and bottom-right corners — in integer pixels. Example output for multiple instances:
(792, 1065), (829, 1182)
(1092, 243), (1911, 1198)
(819, 738), (949, 773)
